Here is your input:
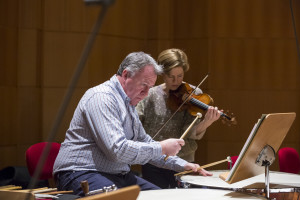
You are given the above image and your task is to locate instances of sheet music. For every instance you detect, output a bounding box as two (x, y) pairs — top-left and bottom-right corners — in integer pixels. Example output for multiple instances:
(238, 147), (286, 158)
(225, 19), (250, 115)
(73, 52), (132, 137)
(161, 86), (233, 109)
(226, 114), (266, 181)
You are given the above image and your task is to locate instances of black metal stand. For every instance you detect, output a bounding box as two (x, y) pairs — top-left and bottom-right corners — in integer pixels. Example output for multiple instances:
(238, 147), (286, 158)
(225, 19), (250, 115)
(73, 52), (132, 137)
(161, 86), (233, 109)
(263, 160), (271, 199)
(24, 1), (114, 200)
(255, 145), (276, 199)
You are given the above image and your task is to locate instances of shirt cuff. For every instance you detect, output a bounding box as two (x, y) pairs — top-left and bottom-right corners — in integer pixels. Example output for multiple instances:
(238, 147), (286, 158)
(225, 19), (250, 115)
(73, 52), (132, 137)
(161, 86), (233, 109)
(151, 141), (162, 158)
(173, 157), (188, 172)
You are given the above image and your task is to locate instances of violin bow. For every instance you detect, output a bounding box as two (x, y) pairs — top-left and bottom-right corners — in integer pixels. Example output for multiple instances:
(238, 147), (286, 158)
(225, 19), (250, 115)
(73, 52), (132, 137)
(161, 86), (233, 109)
(152, 74), (209, 139)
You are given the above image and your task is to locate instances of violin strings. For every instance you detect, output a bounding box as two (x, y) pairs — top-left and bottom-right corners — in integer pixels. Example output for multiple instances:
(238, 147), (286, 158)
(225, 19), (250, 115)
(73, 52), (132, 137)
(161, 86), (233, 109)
(152, 74), (209, 139)
(190, 97), (232, 121)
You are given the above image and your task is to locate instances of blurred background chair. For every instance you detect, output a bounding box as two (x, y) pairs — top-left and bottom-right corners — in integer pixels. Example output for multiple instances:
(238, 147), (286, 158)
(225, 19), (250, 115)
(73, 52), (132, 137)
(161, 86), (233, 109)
(227, 156), (238, 169)
(278, 147), (300, 174)
(25, 142), (61, 187)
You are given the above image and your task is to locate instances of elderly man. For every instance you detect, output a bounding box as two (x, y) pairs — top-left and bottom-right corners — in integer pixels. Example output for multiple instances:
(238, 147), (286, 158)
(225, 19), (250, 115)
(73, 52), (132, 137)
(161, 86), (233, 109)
(53, 52), (211, 196)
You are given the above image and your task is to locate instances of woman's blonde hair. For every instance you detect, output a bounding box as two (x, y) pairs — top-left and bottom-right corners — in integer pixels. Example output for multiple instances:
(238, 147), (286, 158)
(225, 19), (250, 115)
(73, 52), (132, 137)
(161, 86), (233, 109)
(157, 48), (190, 74)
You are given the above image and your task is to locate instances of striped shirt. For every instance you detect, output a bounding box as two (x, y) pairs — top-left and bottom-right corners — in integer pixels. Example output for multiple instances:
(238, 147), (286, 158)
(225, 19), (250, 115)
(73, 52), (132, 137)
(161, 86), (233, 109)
(53, 75), (187, 175)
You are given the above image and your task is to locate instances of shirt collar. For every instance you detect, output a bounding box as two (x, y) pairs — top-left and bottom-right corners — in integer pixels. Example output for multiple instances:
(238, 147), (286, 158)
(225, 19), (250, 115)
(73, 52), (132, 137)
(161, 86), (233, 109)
(111, 75), (131, 105)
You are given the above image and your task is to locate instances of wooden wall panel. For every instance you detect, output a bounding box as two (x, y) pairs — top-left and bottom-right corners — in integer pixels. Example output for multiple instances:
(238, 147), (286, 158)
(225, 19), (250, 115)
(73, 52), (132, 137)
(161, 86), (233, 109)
(88, 36), (150, 86)
(147, 0), (174, 39)
(195, 0), (300, 170)
(43, 32), (89, 87)
(43, 0), (150, 38)
(42, 88), (87, 141)
(42, 34), (152, 87)
(0, 87), (18, 145)
(206, 90), (299, 142)
(173, 0), (208, 38)
(172, 39), (210, 86)
(43, 0), (66, 31)
(209, 0), (294, 38)
(0, 0), (18, 27)
(1, 0), (42, 169)
(17, 88), (41, 144)
(64, 0), (92, 32)
(18, 0), (42, 28)
(210, 39), (300, 90)
(17, 145), (30, 166)
(0, 28), (18, 86)
(98, 0), (149, 37)
(17, 29), (39, 86)
(0, 1), (18, 169)
(147, 40), (174, 56)
(0, 146), (18, 168)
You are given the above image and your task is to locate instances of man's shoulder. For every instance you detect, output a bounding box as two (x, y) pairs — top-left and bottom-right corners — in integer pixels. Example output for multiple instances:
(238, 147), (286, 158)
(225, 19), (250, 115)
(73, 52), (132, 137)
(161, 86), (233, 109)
(88, 78), (117, 95)
(80, 82), (117, 106)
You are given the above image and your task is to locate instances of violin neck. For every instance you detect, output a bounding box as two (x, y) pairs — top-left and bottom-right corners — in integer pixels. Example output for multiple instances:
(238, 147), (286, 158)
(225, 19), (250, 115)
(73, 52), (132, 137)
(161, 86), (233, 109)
(189, 98), (232, 121)
(189, 98), (209, 110)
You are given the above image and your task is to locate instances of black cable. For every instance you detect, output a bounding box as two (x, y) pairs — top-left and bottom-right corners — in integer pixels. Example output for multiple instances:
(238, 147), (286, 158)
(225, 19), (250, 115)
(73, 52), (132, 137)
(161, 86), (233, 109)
(290, 0), (300, 64)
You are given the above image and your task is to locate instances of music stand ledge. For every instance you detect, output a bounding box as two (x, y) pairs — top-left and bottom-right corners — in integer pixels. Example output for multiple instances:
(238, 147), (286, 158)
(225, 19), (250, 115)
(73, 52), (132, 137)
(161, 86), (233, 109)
(220, 112), (296, 184)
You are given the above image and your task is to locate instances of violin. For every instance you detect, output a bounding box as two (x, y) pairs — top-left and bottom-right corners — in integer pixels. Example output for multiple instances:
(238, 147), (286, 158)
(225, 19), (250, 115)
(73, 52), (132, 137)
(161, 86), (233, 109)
(167, 83), (237, 126)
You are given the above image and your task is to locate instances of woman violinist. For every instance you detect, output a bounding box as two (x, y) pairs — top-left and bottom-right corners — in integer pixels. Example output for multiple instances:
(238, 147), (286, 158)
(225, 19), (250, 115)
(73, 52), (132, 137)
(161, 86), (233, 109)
(136, 48), (221, 189)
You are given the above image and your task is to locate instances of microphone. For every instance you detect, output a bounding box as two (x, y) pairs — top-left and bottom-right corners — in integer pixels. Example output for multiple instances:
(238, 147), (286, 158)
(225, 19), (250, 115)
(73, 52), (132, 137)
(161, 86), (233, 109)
(84, 0), (115, 6)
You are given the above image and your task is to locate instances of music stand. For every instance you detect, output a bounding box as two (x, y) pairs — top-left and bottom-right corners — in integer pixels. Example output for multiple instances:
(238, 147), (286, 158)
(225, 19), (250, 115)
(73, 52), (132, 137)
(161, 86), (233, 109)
(220, 112), (296, 199)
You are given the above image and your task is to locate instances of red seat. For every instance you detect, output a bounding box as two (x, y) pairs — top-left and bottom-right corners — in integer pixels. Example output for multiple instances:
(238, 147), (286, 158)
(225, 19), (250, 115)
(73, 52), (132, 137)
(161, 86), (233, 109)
(278, 147), (300, 174)
(227, 156), (238, 169)
(25, 142), (61, 180)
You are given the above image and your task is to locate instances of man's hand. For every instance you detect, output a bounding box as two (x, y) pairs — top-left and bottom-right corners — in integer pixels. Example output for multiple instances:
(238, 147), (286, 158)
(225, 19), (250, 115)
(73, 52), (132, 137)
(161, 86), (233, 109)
(160, 138), (185, 156)
(183, 163), (213, 176)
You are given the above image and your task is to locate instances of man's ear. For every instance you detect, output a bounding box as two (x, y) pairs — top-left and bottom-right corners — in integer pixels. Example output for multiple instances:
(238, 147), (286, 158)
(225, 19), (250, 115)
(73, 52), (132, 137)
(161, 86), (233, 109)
(122, 69), (129, 80)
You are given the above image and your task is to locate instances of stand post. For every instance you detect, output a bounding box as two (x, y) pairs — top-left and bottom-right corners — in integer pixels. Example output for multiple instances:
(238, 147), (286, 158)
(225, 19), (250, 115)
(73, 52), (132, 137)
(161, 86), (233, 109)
(25, 1), (114, 200)
(255, 145), (275, 200)
(263, 161), (271, 199)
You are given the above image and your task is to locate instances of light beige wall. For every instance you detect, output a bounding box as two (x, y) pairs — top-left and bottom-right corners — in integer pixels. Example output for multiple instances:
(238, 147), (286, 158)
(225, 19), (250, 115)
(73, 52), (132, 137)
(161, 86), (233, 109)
(0, 0), (299, 172)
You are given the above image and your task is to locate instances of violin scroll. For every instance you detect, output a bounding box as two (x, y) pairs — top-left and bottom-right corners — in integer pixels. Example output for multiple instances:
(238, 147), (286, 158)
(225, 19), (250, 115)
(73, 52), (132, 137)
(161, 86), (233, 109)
(221, 110), (237, 126)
